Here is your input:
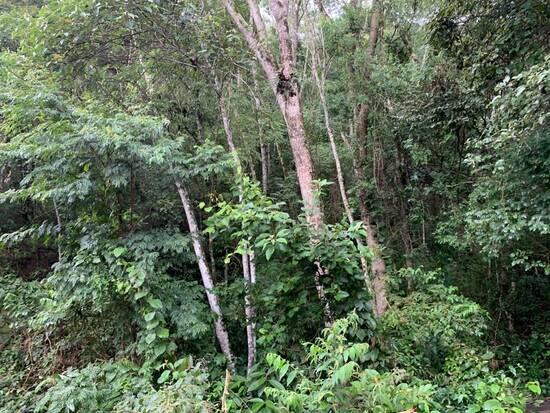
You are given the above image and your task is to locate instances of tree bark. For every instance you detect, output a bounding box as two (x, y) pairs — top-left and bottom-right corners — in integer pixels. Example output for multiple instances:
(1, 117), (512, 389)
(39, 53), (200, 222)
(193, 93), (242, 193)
(366, 1), (381, 59)
(242, 252), (257, 373)
(175, 180), (234, 366)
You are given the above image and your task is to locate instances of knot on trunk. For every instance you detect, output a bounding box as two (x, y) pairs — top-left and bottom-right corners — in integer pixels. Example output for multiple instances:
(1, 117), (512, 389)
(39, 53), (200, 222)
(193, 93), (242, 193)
(277, 69), (299, 97)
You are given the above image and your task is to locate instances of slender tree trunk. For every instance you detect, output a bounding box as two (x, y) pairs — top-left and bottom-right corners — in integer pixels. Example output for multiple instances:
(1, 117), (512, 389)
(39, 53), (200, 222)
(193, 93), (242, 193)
(175, 180), (234, 366)
(314, 0), (330, 18)
(354, 105), (388, 317)
(216, 79), (257, 371)
(252, 72), (269, 194)
(311, 43), (372, 293)
(128, 19), (235, 361)
(348, 0), (388, 317)
(242, 252), (257, 373)
(53, 198), (62, 261)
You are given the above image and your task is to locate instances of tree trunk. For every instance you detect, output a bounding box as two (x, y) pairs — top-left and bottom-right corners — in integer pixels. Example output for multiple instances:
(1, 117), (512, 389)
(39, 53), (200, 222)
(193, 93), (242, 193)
(350, 0), (388, 317)
(175, 180), (234, 366)
(252, 72), (269, 194)
(355, 105), (388, 317)
(311, 44), (372, 293)
(216, 79), (257, 372)
(243, 252), (257, 373)
(127, 19), (235, 364)
(314, 0), (330, 18)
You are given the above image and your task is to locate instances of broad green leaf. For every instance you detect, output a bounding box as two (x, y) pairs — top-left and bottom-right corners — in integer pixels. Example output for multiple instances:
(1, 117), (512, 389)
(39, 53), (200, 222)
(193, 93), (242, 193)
(156, 327), (169, 338)
(112, 247), (127, 258)
(157, 370), (171, 384)
(483, 399), (502, 411)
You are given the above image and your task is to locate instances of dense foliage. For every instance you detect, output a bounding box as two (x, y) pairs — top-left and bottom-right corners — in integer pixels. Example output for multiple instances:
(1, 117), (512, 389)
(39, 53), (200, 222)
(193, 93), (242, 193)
(0, 0), (547, 412)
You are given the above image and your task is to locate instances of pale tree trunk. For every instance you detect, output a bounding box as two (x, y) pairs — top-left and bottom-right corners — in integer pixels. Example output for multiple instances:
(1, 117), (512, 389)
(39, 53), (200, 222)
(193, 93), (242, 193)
(310, 34), (372, 294)
(222, 0), (333, 325)
(314, 0), (330, 18)
(242, 252), (257, 373)
(175, 180), (234, 366)
(127, 14), (235, 362)
(215, 78), (257, 372)
(252, 71), (269, 194)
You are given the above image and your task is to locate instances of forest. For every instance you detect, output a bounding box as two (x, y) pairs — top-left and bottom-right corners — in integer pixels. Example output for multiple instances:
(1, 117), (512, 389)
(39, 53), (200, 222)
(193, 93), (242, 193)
(0, 0), (548, 412)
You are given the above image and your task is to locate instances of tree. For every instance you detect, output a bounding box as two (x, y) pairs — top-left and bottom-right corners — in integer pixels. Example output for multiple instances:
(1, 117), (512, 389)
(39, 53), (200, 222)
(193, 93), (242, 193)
(222, 0), (333, 324)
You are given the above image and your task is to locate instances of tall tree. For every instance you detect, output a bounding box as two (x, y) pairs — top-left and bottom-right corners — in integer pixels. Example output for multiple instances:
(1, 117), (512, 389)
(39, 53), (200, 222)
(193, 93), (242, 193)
(350, 0), (389, 317)
(221, 0), (333, 323)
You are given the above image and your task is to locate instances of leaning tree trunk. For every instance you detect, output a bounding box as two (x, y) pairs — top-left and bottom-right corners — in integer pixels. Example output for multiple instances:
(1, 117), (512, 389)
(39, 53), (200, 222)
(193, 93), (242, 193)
(311, 43), (372, 293)
(175, 180), (234, 367)
(215, 78), (257, 372)
(128, 20), (237, 359)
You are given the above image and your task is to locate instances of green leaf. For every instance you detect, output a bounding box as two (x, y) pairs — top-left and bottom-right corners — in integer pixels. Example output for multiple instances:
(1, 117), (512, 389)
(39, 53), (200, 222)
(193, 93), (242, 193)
(250, 399), (265, 413)
(134, 290), (148, 300)
(279, 363), (289, 380)
(334, 290), (349, 301)
(248, 377), (266, 392)
(156, 327), (169, 338)
(268, 379), (285, 390)
(147, 297), (163, 309)
(154, 343), (167, 357)
(526, 381), (541, 395)
(286, 369), (298, 386)
(144, 311), (155, 322)
(265, 246), (274, 261)
(157, 370), (171, 384)
(112, 247), (127, 258)
(145, 333), (156, 344)
(483, 399), (502, 411)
